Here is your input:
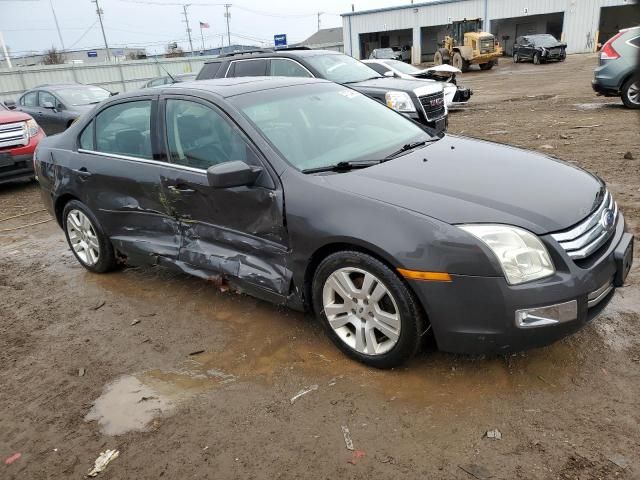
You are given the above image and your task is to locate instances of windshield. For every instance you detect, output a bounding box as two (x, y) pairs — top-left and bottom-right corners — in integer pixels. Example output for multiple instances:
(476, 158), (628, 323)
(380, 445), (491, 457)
(374, 49), (396, 59)
(233, 83), (432, 172)
(55, 86), (110, 106)
(529, 34), (560, 47)
(384, 60), (421, 75)
(306, 53), (381, 83)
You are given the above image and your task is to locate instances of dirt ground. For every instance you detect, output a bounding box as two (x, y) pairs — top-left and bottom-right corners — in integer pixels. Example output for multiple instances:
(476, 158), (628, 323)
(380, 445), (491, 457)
(1, 53), (639, 479)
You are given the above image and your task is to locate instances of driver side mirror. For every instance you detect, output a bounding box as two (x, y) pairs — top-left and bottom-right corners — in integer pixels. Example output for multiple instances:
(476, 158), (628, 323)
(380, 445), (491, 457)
(42, 101), (55, 109)
(3, 99), (16, 110)
(207, 161), (263, 188)
(384, 71), (395, 78)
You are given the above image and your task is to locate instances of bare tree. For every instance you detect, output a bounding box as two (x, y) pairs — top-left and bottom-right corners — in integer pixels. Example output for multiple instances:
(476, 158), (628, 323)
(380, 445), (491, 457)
(42, 47), (65, 65)
(126, 50), (147, 60)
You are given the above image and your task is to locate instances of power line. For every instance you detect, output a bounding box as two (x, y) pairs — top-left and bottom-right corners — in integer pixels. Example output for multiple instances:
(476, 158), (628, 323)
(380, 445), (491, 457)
(67, 20), (99, 49)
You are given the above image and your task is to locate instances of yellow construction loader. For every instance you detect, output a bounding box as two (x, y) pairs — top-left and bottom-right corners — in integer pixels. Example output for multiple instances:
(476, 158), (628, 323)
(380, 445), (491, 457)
(433, 18), (503, 72)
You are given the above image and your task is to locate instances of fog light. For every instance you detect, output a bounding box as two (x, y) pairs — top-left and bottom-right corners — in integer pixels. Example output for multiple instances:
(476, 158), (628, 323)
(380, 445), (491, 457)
(515, 300), (577, 328)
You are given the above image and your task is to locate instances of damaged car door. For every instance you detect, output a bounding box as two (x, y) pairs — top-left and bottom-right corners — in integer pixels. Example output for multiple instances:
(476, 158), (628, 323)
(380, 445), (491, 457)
(159, 95), (290, 299)
(77, 97), (182, 262)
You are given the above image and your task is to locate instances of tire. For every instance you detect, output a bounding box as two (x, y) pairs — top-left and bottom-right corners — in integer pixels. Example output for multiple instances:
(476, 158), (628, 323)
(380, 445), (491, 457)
(621, 77), (640, 109)
(513, 52), (520, 63)
(312, 251), (427, 368)
(434, 49), (449, 65)
(479, 61), (494, 70)
(62, 200), (117, 273)
(533, 52), (541, 65)
(452, 51), (469, 72)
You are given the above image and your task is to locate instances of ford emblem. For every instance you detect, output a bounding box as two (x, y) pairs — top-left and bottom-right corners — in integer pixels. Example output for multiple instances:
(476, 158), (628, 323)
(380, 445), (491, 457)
(601, 208), (615, 231)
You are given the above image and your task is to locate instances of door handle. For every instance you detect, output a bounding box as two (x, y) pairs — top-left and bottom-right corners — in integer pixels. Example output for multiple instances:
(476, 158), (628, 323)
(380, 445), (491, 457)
(73, 167), (92, 179)
(167, 185), (195, 194)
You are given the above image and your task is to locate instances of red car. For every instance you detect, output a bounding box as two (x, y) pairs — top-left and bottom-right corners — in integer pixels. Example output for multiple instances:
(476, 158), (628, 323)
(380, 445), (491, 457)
(0, 102), (45, 185)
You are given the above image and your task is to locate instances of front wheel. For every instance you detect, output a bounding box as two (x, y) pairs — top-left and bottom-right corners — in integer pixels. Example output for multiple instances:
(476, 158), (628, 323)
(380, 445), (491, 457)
(533, 52), (541, 65)
(452, 51), (469, 72)
(621, 77), (640, 109)
(312, 251), (427, 368)
(513, 52), (520, 63)
(479, 61), (494, 70)
(63, 200), (117, 273)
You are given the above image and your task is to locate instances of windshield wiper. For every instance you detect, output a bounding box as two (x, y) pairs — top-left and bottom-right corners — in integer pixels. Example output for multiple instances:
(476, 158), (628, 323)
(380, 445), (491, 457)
(343, 76), (381, 84)
(302, 160), (381, 174)
(384, 139), (437, 160)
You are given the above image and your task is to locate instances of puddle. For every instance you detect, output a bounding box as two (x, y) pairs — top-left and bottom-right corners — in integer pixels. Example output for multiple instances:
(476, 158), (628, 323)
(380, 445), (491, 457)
(86, 374), (175, 436)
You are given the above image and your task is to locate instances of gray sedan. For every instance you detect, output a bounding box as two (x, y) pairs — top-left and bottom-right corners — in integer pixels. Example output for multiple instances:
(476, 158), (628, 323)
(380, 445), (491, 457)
(13, 83), (111, 135)
(34, 77), (633, 367)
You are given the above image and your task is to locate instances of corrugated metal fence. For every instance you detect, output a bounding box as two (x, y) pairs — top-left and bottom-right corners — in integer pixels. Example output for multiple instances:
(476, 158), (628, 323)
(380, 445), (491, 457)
(0, 55), (217, 103)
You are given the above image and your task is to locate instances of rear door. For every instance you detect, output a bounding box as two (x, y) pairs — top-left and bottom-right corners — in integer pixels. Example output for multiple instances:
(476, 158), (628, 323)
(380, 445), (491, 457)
(74, 96), (182, 263)
(158, 94), (290, 297)
(18, 91), (40, 122)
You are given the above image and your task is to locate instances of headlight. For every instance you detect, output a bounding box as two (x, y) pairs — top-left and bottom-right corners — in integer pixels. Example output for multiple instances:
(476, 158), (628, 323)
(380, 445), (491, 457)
(459, 224), (555, 285)
(385, 91), (416, 113)
(25, 119), (40, 138)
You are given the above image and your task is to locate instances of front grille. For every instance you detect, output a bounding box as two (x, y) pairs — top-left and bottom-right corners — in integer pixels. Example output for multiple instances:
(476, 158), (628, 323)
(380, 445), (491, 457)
(480, 38), (495, 54)
(551, 190), (618, 260)
(0, 121), (28, 150)
(418, 92), (446, 121)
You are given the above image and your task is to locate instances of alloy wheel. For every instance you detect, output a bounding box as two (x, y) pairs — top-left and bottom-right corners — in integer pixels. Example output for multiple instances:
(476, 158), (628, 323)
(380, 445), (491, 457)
(66, 209), (100, 266)
(322, 267), (401, 355)
(628, 81), (640, 105)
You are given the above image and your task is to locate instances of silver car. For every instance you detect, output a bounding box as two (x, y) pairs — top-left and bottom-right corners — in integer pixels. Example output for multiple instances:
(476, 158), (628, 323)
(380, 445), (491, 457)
(592, 26), (640, 109)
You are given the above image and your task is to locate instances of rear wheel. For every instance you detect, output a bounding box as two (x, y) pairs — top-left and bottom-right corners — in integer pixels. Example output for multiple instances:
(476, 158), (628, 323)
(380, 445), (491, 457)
(452, 52), (469, 72)
(621, 77), (640, 109)
(63, 200), (116, 273)
(312, 251), (426, 368)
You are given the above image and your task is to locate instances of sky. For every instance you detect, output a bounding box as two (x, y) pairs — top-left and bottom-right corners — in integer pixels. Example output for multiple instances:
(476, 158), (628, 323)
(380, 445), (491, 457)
(0, 0), (414, 57)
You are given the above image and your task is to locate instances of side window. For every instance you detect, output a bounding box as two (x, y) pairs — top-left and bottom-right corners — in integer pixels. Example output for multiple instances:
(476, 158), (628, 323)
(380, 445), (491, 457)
(39, 91), (58, 107)
(21, 91), (37, 107)
(366, 63), (390, 76)
(230, 59), (268, 77)
(95, 101), (152, 159)
(197, 62), (222, 79)
(269, 59), (312, 78)
(79, 121), (95, 150)
(629, 36), (640, 48)
(165, 99), (259, 170)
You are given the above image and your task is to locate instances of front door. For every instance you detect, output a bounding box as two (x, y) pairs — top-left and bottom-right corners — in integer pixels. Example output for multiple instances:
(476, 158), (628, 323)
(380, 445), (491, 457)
(158, 95), (290, 298)
(37, 91), (63, 134)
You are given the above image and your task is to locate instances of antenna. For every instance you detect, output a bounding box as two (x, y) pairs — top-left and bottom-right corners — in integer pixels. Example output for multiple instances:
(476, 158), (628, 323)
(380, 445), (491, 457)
(153, 55), (175, 83)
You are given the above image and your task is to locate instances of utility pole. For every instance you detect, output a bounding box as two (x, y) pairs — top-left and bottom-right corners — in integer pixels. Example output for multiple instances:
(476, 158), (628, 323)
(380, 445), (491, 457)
(0, 31), (12, 69)
(91, 0), (111, 61)
(317, 12), (323, 31)
(50, 0), (66, 51)
(182, 4), (194, 56)
(224, 4), (231, 48)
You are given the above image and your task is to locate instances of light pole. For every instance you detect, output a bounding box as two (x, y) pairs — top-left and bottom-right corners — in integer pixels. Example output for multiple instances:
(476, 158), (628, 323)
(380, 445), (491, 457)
(50, 0), (66, 51)
(224, 4), (231, 48)
(182, 4), (194, 56)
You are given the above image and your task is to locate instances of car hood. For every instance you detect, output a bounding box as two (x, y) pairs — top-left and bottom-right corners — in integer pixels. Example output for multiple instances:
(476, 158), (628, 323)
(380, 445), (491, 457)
(349, 76), (442, 94)
(539, 41), (567, 49)
(0, 110), (33, 123)
(323, 136), (604, 234)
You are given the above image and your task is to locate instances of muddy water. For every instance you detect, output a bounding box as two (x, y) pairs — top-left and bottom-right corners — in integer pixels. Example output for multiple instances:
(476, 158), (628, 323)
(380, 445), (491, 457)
(84, 265), (589, 410)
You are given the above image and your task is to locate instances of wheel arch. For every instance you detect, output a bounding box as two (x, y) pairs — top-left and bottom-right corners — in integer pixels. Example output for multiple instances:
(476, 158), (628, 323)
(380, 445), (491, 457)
(54, 193), (80, 227)
(302, 240), (418, 311)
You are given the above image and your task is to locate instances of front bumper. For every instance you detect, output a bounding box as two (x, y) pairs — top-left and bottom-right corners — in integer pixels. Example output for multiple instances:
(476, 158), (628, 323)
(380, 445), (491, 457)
(410, 213), (632, 355)
(0, 152), (36, 185)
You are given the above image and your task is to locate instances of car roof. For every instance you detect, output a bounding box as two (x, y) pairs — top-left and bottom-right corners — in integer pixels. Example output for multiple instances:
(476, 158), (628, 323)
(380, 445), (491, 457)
(116, 76), (332, 100)
(203, 49), (340, 64)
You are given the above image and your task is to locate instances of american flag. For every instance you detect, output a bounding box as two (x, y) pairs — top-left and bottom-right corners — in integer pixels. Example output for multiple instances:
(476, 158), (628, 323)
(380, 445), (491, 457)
(199, 21), (209, 28)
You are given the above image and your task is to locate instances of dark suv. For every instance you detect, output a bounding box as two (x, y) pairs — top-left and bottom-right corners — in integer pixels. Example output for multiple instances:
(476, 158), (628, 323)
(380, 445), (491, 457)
(196, 48), (448, 133)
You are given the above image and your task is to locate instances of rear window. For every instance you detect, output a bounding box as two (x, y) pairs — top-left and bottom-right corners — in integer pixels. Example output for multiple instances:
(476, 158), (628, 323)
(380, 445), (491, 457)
(196, 62), (222, 80)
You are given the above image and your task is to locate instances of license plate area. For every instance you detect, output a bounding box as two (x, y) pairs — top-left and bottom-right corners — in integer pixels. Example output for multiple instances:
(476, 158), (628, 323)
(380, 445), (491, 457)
(0, 152), (15, 168)
(614, 233), (634, 287)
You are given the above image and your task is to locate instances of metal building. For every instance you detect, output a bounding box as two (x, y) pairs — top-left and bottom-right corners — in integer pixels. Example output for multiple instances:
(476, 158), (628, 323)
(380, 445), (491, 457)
(342, 0), (639, 63)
